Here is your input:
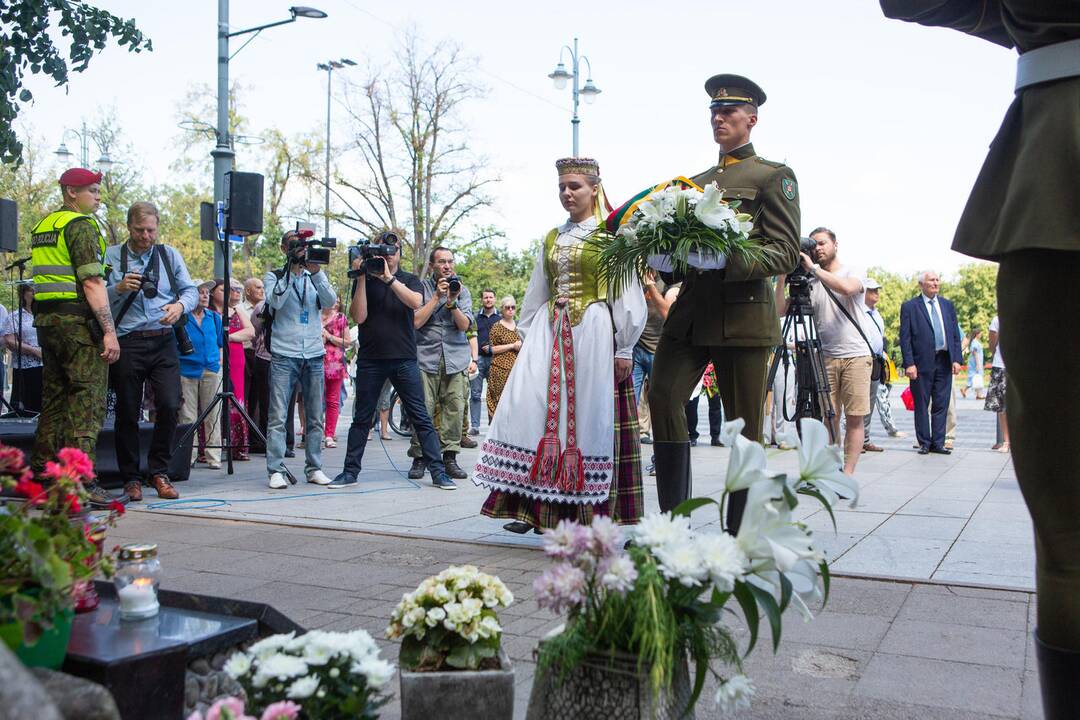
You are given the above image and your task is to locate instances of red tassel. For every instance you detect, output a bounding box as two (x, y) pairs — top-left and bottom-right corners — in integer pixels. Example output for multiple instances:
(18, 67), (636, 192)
(556, 447), (586, 492)
(529, 434), (562, 487)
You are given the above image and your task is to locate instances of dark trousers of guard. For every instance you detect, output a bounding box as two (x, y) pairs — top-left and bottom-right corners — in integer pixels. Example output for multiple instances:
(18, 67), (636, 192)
(342, 358), (446, 480)
(998, 250), (1080, 716)
(109, 333), (182, 481)
(649, 338), (769, 532)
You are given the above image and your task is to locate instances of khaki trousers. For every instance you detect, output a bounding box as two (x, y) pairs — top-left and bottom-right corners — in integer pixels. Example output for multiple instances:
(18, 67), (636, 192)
(409, 357), (467, 457)
(999, 249), (1080, 650)
(180, 370), (222, 466)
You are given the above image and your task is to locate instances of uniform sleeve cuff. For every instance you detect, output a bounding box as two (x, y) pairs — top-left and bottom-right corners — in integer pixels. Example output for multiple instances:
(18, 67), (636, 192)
(75, 262), (105, 282)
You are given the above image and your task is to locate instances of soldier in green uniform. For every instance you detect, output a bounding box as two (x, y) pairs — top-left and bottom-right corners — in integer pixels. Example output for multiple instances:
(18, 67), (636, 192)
(649, 75), (800, 530)
(30, 168), (123, 507)
(880, 3), (1080, 715)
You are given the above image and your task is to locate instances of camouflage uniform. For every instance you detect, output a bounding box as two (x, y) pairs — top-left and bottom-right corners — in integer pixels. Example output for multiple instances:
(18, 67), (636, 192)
(30, 209), (109, 472)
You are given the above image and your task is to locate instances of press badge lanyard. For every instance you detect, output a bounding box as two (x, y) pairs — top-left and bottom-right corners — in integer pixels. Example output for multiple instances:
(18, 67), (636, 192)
(293, 272), (310, 325)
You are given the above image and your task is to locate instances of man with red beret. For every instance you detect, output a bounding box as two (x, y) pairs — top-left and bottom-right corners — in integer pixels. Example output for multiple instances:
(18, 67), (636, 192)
(29, 168), (123, 507)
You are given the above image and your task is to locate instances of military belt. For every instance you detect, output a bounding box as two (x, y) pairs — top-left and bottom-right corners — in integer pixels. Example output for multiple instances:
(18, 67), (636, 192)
(33, 301), (93, 318)
(1016, 37), (1080, 91)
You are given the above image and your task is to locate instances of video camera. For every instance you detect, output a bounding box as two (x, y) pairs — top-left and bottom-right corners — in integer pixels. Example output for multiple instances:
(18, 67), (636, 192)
(347, 230), (401, 278)
(785, 236), (818, 297)
(287, 228), (337, 265)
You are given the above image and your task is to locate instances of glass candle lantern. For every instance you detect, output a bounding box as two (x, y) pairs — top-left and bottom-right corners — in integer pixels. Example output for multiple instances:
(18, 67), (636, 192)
(114, 543), (161, 620)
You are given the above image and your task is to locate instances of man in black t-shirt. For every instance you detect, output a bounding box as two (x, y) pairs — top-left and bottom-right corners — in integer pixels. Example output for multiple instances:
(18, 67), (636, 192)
(329, 230), (453, 489)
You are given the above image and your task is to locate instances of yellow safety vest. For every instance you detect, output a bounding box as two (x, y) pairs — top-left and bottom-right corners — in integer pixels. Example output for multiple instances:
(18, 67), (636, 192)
(30, 210), (106, 301)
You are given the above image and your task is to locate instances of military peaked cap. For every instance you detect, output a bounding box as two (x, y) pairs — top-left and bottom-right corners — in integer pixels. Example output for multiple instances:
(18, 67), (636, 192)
(705, 74), (766, 108)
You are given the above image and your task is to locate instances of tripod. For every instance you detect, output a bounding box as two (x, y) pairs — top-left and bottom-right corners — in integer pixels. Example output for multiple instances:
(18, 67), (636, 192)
(1, 257), (37, 418)
(766, 279), (836, 443)
(172, 214), (278, 480)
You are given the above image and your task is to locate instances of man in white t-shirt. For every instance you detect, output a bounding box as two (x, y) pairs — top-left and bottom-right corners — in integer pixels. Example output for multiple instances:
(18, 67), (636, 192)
(776, 226), (873, 475)
(984, 315), (1009, 452)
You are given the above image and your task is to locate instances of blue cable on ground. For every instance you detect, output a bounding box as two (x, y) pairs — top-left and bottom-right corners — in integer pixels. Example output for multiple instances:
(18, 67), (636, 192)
(146, 429), (423, 511)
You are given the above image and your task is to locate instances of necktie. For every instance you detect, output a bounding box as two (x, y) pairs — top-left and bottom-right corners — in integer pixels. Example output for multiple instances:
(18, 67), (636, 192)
(930, 299), (945, 351)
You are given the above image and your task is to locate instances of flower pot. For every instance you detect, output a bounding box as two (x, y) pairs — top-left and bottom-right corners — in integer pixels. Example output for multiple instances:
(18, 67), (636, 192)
(526, 647), (694, 720)
(0, 607), (75, 669)
(399, 647), (514, 720)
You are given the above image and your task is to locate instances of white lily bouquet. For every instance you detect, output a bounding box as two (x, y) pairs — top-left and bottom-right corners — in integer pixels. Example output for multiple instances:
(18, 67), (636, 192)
(386, 565), (514, 671)
(592, 177), (760, 294)
(533, 418), (858, 716)
(224, 629), (394, 719)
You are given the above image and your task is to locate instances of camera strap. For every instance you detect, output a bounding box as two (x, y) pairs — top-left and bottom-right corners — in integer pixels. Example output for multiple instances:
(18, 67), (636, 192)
(116, 245), (178, 326)
(822, 280), (879, 359)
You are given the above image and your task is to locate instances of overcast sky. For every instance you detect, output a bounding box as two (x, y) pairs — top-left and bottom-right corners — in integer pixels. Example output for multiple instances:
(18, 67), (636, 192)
(17, 0), (1016, 275)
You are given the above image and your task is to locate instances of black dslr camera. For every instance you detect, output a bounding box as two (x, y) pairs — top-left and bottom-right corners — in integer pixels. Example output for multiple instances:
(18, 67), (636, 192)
(348, 230), (400, 278)
(447, 276), (462, 294)
(138, 275), (159, 299)
(287, 229), (337, 265)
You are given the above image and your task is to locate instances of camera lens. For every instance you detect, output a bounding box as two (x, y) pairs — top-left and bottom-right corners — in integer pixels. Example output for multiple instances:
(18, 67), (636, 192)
(140, 278), (158, 299)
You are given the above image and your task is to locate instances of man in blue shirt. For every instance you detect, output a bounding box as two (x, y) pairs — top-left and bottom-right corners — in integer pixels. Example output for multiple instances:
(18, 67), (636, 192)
(263, 231), (337, 489)
(105, 202), (198, 501)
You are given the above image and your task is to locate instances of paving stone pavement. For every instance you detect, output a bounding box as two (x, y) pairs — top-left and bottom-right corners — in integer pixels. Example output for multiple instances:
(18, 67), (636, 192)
(109, 512), (1043, 719)
(131, 390), (1033, 590)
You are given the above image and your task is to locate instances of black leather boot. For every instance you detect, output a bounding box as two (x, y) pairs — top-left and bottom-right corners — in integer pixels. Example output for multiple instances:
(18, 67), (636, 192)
(443, 452), (468, 480)
(407, 457), (427, 479)
(653, 441), (691, 513)
(1036, 631), (1080, 719)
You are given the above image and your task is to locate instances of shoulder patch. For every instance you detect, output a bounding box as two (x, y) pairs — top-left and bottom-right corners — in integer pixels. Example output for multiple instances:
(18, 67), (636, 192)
(781, 178), (797, 201)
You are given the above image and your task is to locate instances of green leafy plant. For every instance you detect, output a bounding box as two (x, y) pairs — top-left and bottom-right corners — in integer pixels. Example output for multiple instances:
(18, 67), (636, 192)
(386, 565), (513, 671)
(0, 444), (124, 644)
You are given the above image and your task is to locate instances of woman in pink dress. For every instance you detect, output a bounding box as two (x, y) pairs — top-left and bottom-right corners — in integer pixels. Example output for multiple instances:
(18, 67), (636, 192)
(211, 280), (255, 460)
(321, 298), (349, 448)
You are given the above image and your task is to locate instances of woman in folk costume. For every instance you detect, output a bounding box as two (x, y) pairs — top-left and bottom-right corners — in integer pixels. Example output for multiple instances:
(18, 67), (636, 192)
(473, 157), (647, 534)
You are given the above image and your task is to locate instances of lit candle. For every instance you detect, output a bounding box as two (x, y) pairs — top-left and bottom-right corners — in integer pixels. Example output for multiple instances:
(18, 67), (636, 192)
(117, 577), (158, 619)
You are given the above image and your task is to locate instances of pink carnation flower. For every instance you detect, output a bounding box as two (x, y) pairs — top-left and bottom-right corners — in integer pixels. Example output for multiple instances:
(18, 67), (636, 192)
(534, 562), (586, 614)
(261, 701), (302, 720)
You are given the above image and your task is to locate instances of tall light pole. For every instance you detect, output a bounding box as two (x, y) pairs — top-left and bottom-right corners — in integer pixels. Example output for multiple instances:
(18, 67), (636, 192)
(54, 121), (115, 172)
(316, 58), (355, 239)
(547, 38), (601, 156)
(213, 3), (327, 273)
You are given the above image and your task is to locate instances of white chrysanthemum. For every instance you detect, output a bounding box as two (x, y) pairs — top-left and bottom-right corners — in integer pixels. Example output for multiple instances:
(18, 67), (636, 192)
(258, 652), (309, 680)
(599, 554), (638, 594)
(222, 651), (251, 679)
(477, 615), (502, 639)
(402, 606), (426, 629)
(633, 512), (693, 550)
(714, 674), (754, 714)
(695, 532), (748, 592)
(247, 632), (295, 660)
(286, 674), (320, 699)
(353, 657), (395, 688)
(654, 540), (709, 587)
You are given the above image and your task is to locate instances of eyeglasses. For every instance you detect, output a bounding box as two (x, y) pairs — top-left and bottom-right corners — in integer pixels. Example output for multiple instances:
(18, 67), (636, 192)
(503, 305), (516, 309)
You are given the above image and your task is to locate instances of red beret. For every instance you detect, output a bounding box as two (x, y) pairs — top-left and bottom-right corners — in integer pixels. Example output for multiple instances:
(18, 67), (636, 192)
(58, 168), (103, 187)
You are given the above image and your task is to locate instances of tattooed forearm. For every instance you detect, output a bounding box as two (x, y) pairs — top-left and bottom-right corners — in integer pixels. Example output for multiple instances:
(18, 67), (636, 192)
(93, 306), (115, 334)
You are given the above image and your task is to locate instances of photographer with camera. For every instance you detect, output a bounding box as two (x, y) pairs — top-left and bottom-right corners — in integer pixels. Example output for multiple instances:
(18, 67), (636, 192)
(406, 247), (475, 480)
(105, 201), (198, 501)
(331, 229), (455, 489)
(262, 230), (337, 489)
(776, 226), (873, 476)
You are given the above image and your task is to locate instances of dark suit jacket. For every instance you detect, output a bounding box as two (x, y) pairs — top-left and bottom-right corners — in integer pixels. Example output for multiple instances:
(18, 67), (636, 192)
(662, 142), (800, 348)
(899, 294), (963, 371)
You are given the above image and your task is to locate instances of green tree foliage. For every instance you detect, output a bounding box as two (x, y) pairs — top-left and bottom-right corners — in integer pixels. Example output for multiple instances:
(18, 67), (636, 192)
(947, 262), (998, 341)
(0, 0), (152, 163)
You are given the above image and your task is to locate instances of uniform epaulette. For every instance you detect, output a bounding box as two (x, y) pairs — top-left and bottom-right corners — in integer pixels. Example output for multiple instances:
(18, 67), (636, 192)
(753, 156), (786, 169)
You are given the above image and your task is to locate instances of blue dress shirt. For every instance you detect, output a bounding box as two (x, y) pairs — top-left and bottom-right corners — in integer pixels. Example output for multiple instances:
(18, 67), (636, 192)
(105, 242), (199, 336)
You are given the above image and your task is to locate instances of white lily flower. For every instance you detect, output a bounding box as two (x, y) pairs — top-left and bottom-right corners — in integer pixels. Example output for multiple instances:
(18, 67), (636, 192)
(694, 183), (738, 231)
(714, 674), (755, 714)
(791, 419), (860, 508)
(719, 418), (770, 493)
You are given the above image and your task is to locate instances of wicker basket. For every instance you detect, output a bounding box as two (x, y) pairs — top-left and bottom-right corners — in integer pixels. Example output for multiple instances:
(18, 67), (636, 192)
(525, 647), (694, 720)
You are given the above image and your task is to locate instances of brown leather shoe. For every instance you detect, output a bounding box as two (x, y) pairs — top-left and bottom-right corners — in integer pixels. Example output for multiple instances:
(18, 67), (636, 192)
(460, 435), (478, 449)
(123, 480), (143, 502)
(863, 443), (885, 452)
(150, 474), (179, 500)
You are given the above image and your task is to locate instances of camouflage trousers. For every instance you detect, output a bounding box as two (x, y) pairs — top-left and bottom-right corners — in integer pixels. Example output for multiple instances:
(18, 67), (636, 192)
(31, 321), (108, 472)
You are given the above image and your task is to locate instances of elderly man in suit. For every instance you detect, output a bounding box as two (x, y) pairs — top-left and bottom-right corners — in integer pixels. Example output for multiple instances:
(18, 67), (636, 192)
(898, 271), (963, 455)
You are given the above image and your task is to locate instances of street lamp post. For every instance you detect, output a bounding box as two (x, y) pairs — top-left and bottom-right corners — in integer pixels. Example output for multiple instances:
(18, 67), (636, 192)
(213, 2), (327, 274)
(547, 37), (601, 156)
(54, 120), (114, 172)
(316, 58), (355, 239)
